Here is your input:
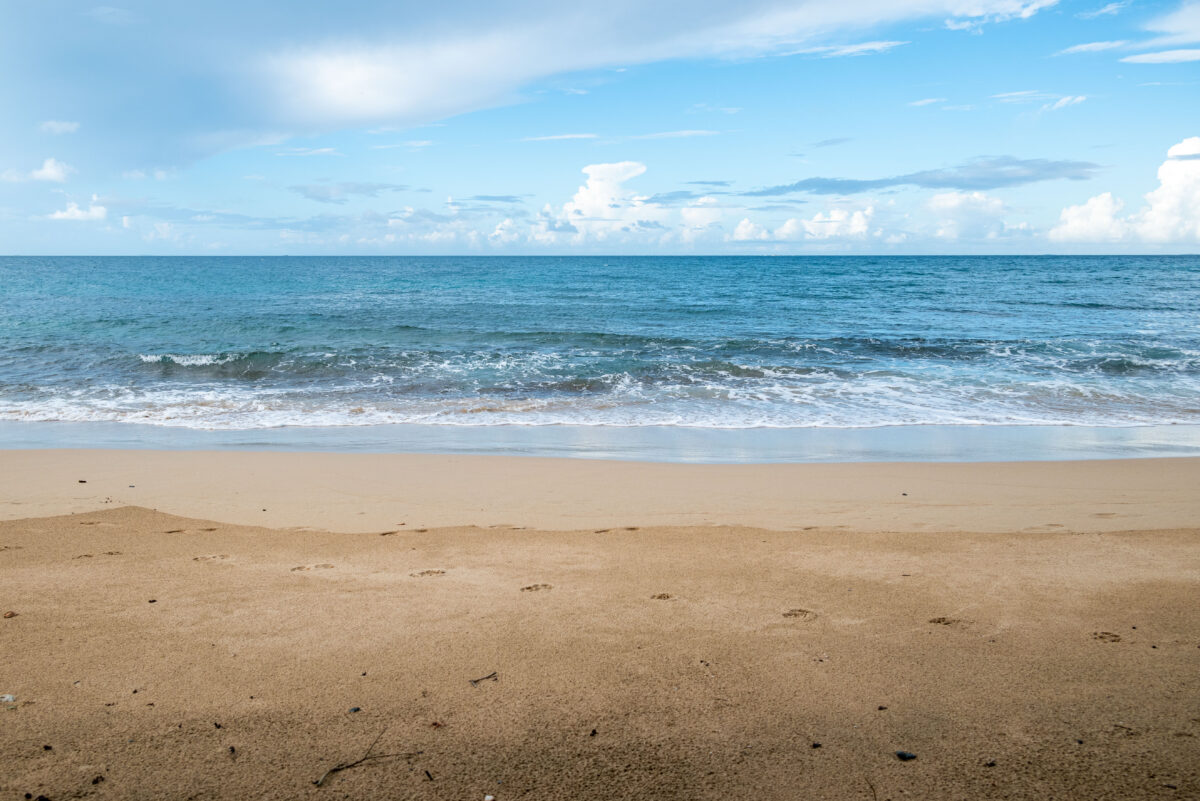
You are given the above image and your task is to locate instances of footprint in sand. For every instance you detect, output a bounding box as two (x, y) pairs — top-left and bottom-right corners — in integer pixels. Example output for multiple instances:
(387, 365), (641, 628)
(783, 608), (818, 621)
(651, 593), (673, 600)
(520, 584), (552, 592)
(410, 569), (445, 577)
(193, 555), (230, 562)
(73, 551), (122, 560)
(290, 564), (335, 572)
(1092, 631), (1122, 643)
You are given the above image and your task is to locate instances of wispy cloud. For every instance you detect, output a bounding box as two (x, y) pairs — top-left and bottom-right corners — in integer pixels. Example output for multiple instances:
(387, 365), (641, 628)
(686, 180), (733, 187)
(521, 133), (598, 141)
(276, 147), (342, 157)
(1056, 40), (1128, 55)
(812, 137), (852, 148)
(908, 97), (947, 106)
(792, 40), (909, 58)
(629, 130), (719, 140)
(289, 182), (409, 204)
(1122, 49), (1200, 63)
(39, 120), (80, 135)
(1043, 95), (1087, 111)
(1078, 1), (1130, 19)
(744, 155), (1100, 196)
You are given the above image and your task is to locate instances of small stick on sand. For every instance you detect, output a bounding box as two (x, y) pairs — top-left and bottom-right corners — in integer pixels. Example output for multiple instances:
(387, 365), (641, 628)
(469, 671), (499, 687)
(313, 727), (423, 787)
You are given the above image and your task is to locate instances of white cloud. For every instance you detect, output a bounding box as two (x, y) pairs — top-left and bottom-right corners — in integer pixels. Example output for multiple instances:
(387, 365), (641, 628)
(1078, 2), (1130, 19)
(731, 218), (770, 241)
(1043, 95), (1087, 111)
(792, 40), (909, 57)
(275, 147), (342, 156)
(909, 97), (947, 106)
(40, 120), (80, 134)
(776, 207), (874, 240)
(680, 196), (723, 242)
(928, 191), (1009, 239)
(522, 133), (598, 141)
(30, 157), (74, 182)
(1122, 49), (1200, 63)
(554, 161), (670, 242)
(49, 196), (107, 221)
(1049, 137), (1200, 243)
(257, 1), (1062, 128)
(629, 129), (719, 140)
(1056, 40), (1127, 55)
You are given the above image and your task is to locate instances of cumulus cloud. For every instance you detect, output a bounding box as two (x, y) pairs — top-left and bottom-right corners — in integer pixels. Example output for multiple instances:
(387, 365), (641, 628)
(553, 161), (669, 242)
(48, 196), (107, 221)
(777, 207), (874, 239)
(745, 155), (1098, 196)
(40, 120), (80, 134)
(30, 157), (75, 182)
(1049, 137), (1200, 243)
(731, 206), (875, 242)
(928, 191), (1012, 239)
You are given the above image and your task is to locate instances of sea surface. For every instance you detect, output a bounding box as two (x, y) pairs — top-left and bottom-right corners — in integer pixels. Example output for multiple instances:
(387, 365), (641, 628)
(2, 255), (1199, 458)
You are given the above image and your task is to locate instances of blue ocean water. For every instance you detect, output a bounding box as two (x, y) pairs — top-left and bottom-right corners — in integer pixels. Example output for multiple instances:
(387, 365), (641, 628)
(1, 255), (1199, 435)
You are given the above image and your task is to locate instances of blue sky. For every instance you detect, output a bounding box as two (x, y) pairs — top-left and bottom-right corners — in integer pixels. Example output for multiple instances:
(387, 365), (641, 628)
(1, 0), (1198, 254)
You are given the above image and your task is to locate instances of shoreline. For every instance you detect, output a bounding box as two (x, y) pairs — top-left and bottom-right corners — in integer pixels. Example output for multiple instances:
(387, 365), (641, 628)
(3, 448), (1199, 533)
(4, 420), (1200, 464)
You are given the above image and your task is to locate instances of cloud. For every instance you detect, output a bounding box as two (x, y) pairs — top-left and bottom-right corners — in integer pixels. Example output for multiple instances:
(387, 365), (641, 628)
(812, 137), (853, 148)
(686, 180), (733, 187)
(776, 207), (874, 240)
(679, 196), (724, 241)
(522, 133), (598, 141)
(1122, 49), (1200, 63)
(1140, 0), (1200, 47)
(1043, 95), (1086, 111)
(1056, 40), (1128, 55)
(1078, 2), (1129, 18)
(628, 130), (719, 140)
(40, 120), (80, 134)
(908, 97), (947, 106)
(255, 1), (1062, 129)
(553, 161), (669, 241)
(288, 182), (409, 204)
(275, 147), (342, 156)
(745, 155), (1099, 196)
(927, 191), (1012, 239)
(1049, 137), (1200, 242)
(468, 195), (525, 203)
(731, 218), (770, 241)
(86, 6), (137, 25)
(791, 40), (909, 57)
(30, 157), (74, 182)
(49, 197), (107, 221)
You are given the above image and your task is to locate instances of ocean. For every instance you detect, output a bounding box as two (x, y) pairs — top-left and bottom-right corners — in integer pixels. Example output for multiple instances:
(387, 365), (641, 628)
(2, 255), (1199, 460)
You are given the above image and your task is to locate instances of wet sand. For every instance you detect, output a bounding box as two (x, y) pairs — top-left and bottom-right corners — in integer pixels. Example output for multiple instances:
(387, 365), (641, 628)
(1, 452), (1198, 799)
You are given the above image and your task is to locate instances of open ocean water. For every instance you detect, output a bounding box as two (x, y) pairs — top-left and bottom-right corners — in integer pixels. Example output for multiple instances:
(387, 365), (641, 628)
(2, 255), (1199, 460)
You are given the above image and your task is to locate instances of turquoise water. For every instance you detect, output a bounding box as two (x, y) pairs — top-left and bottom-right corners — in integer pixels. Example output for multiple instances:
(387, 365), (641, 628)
(1, 255), (1199, 437)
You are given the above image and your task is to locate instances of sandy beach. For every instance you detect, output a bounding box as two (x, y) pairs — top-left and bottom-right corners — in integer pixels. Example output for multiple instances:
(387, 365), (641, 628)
(2, 451), (1199, 799)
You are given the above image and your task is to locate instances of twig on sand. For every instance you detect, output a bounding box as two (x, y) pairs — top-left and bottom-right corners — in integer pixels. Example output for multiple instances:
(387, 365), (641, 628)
(864, 774), (878, 801)
(313, 727), (423, 787)
(469, 671), (499, 687)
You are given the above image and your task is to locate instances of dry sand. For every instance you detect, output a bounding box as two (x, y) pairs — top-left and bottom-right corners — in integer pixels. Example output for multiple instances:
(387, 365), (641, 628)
(2, 451), (1199, 799)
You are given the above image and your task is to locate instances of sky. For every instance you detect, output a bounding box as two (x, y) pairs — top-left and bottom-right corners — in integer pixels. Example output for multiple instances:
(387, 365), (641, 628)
(1, 0), (1198, 254)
